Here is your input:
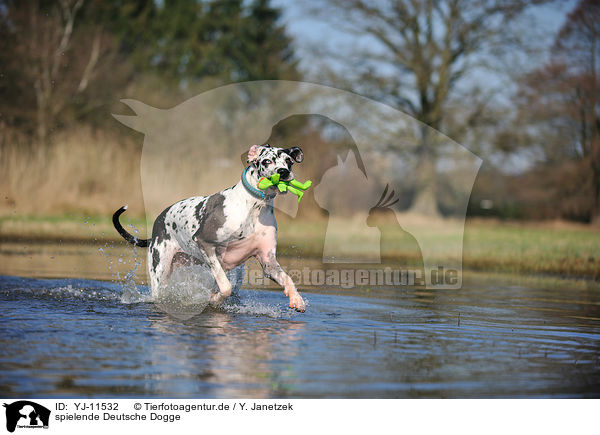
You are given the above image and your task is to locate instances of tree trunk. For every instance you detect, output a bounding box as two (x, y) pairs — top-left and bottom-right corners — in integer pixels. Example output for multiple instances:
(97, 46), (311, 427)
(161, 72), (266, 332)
(409, 125), (441, 217)
(35, 81), (48, 147)
(591, 170), (600, 225)
(591, 137), (600, 225)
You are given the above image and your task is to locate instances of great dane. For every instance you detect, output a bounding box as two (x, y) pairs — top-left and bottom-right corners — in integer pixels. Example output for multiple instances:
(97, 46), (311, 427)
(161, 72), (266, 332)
(113, 144), (306, 312)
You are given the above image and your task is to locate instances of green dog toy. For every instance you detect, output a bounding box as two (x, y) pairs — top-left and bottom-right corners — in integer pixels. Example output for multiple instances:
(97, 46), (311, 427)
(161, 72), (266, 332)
(258, 173), (312, 203)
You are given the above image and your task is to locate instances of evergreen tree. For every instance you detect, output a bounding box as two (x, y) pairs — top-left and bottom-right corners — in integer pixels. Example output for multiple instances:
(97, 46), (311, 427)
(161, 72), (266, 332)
(0, 0), (299, 141)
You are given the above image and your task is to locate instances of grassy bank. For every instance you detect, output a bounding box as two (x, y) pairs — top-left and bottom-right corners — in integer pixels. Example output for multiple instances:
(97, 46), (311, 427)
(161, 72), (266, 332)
(1, 213), (599, 281)
(0, 129), (145, 217)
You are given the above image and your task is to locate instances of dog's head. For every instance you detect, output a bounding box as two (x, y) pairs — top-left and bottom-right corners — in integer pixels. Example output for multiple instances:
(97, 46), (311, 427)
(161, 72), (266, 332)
(247, 144), (304, 181)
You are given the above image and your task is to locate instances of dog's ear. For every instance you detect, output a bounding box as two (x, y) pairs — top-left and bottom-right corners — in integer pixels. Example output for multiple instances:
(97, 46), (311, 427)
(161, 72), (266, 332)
(284, 146), (304, 163)
(247, 145), (261, 163)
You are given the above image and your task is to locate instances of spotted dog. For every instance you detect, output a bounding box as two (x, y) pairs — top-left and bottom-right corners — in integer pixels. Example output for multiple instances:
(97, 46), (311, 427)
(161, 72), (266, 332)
(113, 144), (306, 312)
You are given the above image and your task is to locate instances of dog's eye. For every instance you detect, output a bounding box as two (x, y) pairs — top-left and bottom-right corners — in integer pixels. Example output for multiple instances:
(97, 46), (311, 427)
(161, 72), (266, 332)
(263, 159), (272, 165)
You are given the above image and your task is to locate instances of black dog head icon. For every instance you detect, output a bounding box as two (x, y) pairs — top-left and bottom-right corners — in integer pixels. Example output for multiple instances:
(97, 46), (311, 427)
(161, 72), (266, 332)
(3, 401), (50, 433)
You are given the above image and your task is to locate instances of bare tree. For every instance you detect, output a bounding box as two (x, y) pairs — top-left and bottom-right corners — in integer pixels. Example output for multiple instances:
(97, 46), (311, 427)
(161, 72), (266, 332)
(3, 0), (105, 145)
(508, 0), (600, 222)
(309, 0), (548, 215)
(556, 0), (600, 223)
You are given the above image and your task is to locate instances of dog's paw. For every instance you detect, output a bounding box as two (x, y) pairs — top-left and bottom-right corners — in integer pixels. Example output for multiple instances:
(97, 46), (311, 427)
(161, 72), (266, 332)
(288, 293), (306, 313)
(209, 292), (225, 308)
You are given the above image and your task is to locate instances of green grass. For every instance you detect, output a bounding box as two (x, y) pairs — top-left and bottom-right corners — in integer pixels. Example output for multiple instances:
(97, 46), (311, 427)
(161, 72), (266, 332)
(462, 222), (600, 279)
(275, 217), (600, 280)
(1, 213), (599, 281)
(0, 213), (151, 242)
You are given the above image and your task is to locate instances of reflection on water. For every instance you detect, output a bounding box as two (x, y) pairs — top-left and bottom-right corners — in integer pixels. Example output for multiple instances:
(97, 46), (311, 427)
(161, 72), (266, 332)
(147, 311), (305, 397)
(0, 242), (599, 398)
(0, 240), (146, 283)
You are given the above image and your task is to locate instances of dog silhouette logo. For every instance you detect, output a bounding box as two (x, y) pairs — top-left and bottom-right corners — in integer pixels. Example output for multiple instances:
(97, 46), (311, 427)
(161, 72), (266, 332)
(113, 80), (481, 289)
(3, 401), (50, 433)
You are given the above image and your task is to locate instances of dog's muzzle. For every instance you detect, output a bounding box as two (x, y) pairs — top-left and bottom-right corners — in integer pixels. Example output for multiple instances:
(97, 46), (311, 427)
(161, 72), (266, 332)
(277, 168), (291, 180)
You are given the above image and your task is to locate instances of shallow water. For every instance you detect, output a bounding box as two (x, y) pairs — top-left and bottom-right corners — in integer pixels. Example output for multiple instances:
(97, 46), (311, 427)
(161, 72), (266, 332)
(0, 242), (599, 398)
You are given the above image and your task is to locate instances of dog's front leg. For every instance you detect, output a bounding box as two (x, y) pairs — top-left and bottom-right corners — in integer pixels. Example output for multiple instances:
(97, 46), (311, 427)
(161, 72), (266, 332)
(198, 242), (232, 307)
(259, 249), (305, 312)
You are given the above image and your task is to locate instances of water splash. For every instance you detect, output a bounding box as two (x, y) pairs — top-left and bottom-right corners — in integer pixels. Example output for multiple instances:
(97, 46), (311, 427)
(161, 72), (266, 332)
(119, 239), (151, 304)
(221, 297), (290, 318)
(92, 216), (286, 317)
(0, 276), (123, 302)
(154, 264), (245, 320)
(93, 218), (151, 304)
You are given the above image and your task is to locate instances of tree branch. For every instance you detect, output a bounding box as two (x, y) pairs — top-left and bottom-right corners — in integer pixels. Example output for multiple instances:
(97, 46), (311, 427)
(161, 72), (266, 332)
(77, 26), (102, 93)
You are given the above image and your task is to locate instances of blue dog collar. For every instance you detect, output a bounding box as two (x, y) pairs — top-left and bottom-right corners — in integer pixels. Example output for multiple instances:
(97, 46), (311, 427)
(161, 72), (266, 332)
(242, 166), (275, 200)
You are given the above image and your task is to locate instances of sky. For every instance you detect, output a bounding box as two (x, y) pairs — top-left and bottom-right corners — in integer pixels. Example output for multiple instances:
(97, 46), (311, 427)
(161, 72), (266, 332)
(273, 0), (577, 79)
(271, 0), (579, 173)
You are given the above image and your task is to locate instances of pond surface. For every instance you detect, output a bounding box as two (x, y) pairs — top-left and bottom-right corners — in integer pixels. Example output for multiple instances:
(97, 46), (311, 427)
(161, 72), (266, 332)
(0, 242), (599, 398)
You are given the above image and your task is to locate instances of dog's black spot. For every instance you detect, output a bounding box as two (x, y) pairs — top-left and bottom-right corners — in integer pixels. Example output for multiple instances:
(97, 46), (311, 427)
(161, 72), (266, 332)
(151, 207), (171, 246)
(195, 193), (226, 243)
(172, 222), (177, 230)
(194, 197), (207, 219)
(152, 249), (161, 271)
(283, 146), (304, 163)
(248, 165), (259, 178)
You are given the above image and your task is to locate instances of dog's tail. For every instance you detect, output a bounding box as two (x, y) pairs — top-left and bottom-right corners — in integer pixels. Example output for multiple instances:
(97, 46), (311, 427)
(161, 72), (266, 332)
(112, 205), (150, 247)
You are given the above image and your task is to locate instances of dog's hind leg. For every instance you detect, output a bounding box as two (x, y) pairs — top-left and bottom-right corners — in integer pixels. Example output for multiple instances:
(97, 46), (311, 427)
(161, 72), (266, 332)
(148, 240), (181, 299)
(196, 242), (232, 307)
